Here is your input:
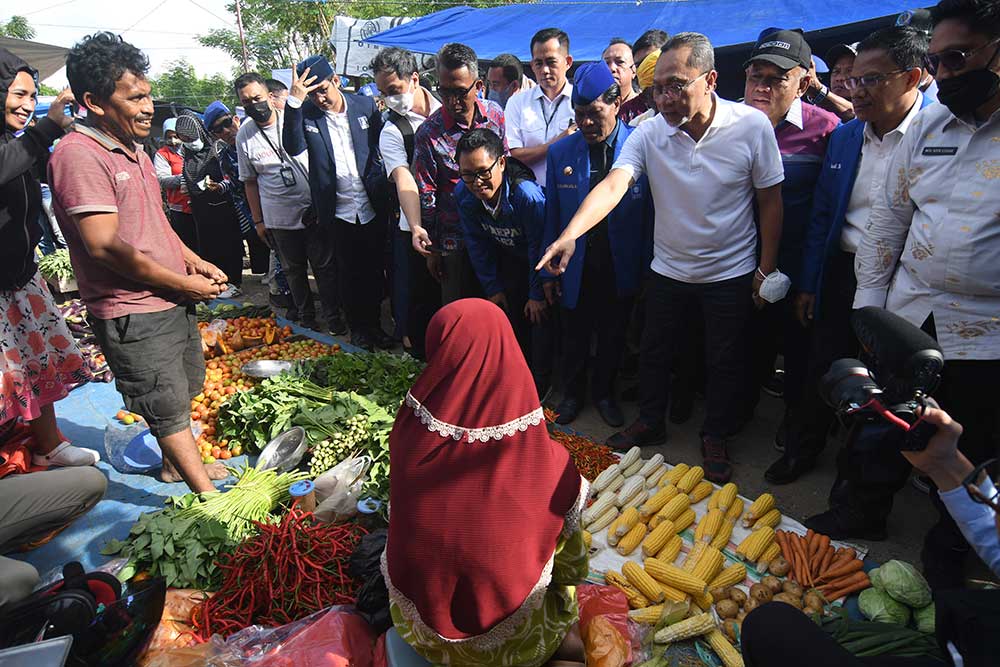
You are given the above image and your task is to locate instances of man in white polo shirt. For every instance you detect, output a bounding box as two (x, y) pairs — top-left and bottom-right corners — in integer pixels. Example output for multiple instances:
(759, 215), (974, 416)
(505, 28), (577, 186)
(538, 32), (784, 483)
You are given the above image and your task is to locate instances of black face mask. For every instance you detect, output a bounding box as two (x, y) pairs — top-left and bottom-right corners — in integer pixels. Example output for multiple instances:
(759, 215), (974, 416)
(246, 100), (273, 124)
(936, 46), (1000, 118)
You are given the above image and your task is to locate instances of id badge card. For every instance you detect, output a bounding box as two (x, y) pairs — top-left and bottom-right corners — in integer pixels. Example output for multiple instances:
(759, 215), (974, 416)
(279, 165), (297, 187)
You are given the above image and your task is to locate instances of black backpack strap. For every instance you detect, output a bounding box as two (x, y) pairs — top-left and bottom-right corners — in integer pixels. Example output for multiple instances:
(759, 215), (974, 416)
(387, 110), (415, 164)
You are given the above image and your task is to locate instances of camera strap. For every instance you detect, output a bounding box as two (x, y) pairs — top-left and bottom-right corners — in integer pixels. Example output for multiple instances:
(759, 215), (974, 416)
(258, 115), (310, 185)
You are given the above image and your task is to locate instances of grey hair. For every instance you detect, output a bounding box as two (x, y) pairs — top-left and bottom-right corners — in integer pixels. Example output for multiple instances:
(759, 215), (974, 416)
(662, 32), (715, 72)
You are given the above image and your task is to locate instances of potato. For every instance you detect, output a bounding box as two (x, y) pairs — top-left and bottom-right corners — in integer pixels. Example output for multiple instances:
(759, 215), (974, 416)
(716, 599), (740, 619)
(761, 575), (783, 594)
(803, 591), (825, 611)
(736, 610), (748, 622)
(729, 588), (748, 606)
(773, 592), (804, 609)
(710, 586), (732, 602)
(743, 596), (761, 614)
(768, 556), (791, 577)
(781, 581), (804, 598)
(749, 583), (774, 603)
(722, 618), (742, 643)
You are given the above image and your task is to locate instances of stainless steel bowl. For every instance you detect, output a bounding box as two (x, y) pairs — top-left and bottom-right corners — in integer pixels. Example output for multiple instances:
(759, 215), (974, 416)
(241, 359), (293, 378)
(256, 426), (308, 472)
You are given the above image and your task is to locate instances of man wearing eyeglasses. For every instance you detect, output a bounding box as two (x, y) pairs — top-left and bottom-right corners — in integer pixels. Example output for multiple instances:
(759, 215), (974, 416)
(740, 30), (841, 485)
(412, 42), (507, 304)
(538, 32), (785, 483)
(839, 0), (1000, 590)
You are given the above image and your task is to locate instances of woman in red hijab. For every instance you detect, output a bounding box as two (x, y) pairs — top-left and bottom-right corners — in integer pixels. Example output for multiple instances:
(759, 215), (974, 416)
(382, 299), (589, 666)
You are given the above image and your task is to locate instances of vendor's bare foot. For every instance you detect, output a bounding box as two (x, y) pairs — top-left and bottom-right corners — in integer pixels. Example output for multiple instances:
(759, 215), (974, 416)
(203, 462), (229, 480)
(159, 461), (229, 483)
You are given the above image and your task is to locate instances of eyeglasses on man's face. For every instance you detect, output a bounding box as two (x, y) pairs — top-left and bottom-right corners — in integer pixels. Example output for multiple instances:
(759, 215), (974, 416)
(459, 154), (501, 183)
(844, 69), (912, 91)
(924, 38), (1000, 75)
(439, 80), (479, 100)
(652, 71), (709, 99)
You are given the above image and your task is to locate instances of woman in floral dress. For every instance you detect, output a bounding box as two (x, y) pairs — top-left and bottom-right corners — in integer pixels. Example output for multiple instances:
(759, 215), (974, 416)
(0, 49), (95, 466)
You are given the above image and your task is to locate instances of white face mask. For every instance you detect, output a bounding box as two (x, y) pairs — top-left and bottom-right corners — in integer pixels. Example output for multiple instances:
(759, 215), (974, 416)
(759, 270), (792, 303)
(182, 138), (204, 152)
(384, 91), (415, 115)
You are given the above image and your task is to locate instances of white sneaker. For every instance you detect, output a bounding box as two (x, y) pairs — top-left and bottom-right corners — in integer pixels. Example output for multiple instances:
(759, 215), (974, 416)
(218, 284), (242, 299)
(33, 441), (100, 467)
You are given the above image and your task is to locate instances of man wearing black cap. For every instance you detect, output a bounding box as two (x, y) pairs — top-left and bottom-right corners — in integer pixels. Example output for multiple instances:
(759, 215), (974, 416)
(897, 7), (941, 101)
(543, 62), (651, 428)
(805, 44), (856, 121)
(283, 55), (393, 351)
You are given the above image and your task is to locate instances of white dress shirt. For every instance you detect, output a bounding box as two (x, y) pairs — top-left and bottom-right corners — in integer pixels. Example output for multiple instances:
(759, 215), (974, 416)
(378, 94), (441, 232)
(854, 102), (1000, 360)
(613, 95), (785, 283)
(841, 95), (923, 252)
(324, 109), (376, 224)
(504, 82), (575, 186)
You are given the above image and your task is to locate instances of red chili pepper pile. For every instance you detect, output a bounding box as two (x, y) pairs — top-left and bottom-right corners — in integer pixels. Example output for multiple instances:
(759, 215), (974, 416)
(544, 408), (619, 481)
(191, 508), (367, 639)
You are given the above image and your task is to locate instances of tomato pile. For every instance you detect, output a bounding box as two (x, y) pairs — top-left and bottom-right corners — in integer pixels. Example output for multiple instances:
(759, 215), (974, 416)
(198, 317), (294, 359)
(192, 339), (340, 463)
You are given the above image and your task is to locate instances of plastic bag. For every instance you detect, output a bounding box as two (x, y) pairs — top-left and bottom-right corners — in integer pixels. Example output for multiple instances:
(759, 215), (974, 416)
(141, 589), (211, 658)
(578, 584), (632, 667)
(141, 638), (231, 667)
(348, 529), (391, 634)
(314, 455), (369, 523)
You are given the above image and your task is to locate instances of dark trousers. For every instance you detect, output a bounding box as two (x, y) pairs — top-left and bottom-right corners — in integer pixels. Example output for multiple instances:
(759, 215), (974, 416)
(168, 210), (198, 254)
(391, 228), (411, 340)
(639, 271), (754, 437)
(561, 261), (633, 403)
(748, 293), (811, 411)
(269, 225), (340, 326)
(407, 246), (442, 360)
(330, 218), (385, 335)
(245, 230), (270, 274)
(785, 250), (859, 457)
(441, 248), (482, 305)
(496, 251), (554, 392)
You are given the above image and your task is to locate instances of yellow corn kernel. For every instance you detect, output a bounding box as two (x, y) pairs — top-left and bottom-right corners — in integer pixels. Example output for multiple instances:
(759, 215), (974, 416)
(582, 530), (592, 549)
(695, 509), (726, 543)
(688, 480), (714, 504)
(725, 497), (745, 523)
(586, 506), (619, 532)
(653, 493), (690, 526)
(656, 534), (683, 563)
(627, 605), (665, 625)
(736, 525), (775, 562)
(677, 466), (704, 493)
(616, 522), (648, 556)
(657, 579), (689, 602)
(623, 561), (666, 603)
(714, 483), (738, 512)
(643, 558), (708, 596)
(708, 562), (747, 590)
(672, 508), (696, 534)
(710, 519), (736, 550)
(752, 508), (782, 532)
(756, 542), (782, 573)
(653, 612), (715, 643)
(707, 629), (745, 667)
(604, 570), (651, 609)
(642, 519), (676, 557)
(664, 463), (690, 487)
(692, 545), (725, 584)
(682, 541), (710, 572)
(692, 591), (714, 611)
(640, 484), (679, 518)
(614, 507), (641, 537)
(742, 493), (776, 528)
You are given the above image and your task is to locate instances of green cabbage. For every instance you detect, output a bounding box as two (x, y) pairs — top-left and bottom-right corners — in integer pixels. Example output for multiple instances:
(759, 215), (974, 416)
(880, 560), (932, 608)
(914, 603), (936, 634)
(868, 567), (884, 590)
(859, 588), (911, 625)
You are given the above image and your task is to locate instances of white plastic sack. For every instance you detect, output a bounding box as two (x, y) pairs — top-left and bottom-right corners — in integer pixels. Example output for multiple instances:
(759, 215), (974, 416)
(313, 455), (370, 523)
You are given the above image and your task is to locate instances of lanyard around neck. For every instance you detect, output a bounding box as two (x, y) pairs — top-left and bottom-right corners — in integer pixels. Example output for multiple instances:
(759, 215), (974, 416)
(539, 94), (566, 137)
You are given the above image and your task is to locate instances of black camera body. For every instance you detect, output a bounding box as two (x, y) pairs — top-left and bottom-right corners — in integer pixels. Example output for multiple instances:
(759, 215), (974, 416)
(819, 307), (945, 451)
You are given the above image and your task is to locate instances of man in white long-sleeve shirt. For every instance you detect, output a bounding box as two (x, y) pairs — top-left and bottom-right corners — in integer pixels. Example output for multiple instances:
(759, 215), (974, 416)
(852, 0), (1000, 589)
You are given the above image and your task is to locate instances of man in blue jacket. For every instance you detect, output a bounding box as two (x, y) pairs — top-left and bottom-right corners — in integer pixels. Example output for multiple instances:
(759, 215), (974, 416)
(543, 62), (651, 428)
(283, 55), (392, 351)
(455, 128), (552, 395)
(778, 27), (932, 500)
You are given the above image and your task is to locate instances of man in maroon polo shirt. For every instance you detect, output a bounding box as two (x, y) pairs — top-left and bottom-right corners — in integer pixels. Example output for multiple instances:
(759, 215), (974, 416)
(48, 32), (228, 493)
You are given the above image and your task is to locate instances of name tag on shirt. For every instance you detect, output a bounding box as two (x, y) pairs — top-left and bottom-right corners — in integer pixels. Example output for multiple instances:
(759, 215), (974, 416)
(358, 117), (369, 130)
(306, 125), (320, 134)
(115, 171), (131, 183)
(922, 146), (958, 156)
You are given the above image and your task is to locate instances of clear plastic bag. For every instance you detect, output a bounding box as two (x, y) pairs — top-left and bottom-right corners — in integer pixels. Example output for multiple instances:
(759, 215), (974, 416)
(313, 455), (370, 523)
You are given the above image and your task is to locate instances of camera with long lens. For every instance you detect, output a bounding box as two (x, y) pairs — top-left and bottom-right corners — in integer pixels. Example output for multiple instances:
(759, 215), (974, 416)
(819, 307), (945, 451)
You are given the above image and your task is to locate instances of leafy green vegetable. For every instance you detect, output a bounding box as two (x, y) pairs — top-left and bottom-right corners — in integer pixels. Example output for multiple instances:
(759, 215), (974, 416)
(859, 588), (911, 626)
(38, 249), (75, 282)
(879, 560), (932, 609)
(868, 567), (883, 591)
(913, 603), (935, 634)
(299, 352), (423, 409)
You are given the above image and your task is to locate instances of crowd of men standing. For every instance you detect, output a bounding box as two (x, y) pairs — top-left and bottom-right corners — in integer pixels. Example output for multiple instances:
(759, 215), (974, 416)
(28, 0), (1000, 591)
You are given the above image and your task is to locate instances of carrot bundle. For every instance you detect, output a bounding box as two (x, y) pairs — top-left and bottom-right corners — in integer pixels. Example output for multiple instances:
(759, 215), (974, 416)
(774, 530), (871, 601)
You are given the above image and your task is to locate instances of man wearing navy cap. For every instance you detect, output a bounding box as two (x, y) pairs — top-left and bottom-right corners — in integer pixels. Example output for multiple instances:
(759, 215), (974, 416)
(283, 54), (393, 351)
(543, 62), (651, 427)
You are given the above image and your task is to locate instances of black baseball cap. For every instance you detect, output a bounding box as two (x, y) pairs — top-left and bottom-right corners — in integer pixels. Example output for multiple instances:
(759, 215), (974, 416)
(896, 8), (933, 35)
(825, 42), (859, 66)
(745, 28), (813, 71)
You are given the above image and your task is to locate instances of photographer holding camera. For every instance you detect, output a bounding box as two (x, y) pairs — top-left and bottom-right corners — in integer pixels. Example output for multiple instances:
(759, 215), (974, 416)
(807, 0), (1000, 591)
(743, 403), (1000, 667)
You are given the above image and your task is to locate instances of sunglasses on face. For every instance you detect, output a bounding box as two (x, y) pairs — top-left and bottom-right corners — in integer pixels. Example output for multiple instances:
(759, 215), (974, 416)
(210, 116), (234, 134)
(459, 154), (501, 183)
(924, 38), (1000, 75)
(964, 458), (1000, 511)
(439, 80), (479, 100)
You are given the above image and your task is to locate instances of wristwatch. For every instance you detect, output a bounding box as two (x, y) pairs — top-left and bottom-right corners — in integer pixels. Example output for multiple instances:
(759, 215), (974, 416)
(807, 84), (829, 106)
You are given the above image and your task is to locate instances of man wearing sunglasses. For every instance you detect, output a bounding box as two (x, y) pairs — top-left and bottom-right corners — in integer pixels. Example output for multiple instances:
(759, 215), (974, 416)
(844, 0), (1000, 589)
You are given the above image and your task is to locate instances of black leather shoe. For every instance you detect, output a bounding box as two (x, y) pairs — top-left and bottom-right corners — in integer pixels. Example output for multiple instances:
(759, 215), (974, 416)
(300, 318), (319, 331)
(327, 315), (348, 336)
(554, 397), (581, 425)
(607, 420), (667, 450)
(669, 391), (693, 425)
(701, 435), (732, 484)
(620, 384), (639, 403)
(595, 398), (625, 428)
(805, 506), (887, 541)
(368, 328), (396, 350)
(764, 453), (818, 485)
(351, 333), (375, 352)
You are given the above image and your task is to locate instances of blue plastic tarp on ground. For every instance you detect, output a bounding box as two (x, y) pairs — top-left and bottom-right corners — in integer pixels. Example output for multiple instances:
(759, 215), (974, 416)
(364, 0), (908, 61)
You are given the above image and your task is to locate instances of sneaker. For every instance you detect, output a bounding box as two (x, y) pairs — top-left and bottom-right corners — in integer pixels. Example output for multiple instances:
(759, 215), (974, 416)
(218, 284), (242, 299)
(701, 435), (732, 483)
(268, 292), (291, 310)
(607, 420), (667, 451)
(761, 369), (785, 398)
(327, 315), (348, 336)
(805, 505), (887, 541)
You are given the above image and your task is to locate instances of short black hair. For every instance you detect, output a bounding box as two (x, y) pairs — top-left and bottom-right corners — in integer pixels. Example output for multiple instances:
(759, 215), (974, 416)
(931, 0), (1000, 36)
(489, 53), (523, 85)
(455, 127), (504, 162)
(265, 78), (287, 93)
(632, 29), (669, 55)
(371, 47), (418, 79)
(531, 28), (570, 53)
(437, 43), (479, 76)
(233, 72), (267, 96)
(857, 26), (930, 70)
(65, 32), (149, 102)
(608, 38), (631, 48)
